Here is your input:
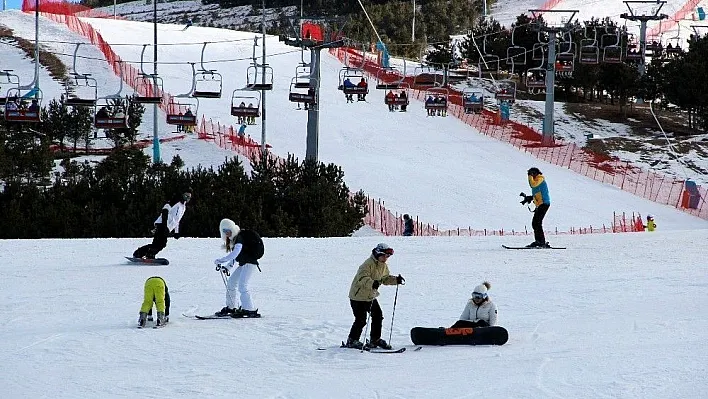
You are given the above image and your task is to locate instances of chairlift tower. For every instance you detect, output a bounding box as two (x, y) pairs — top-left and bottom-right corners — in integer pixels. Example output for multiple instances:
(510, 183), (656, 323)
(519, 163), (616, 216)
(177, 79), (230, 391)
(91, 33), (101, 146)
(529, 9), (578, 145)
(620, 1), (669, 80)
(282, 21), (345, 162)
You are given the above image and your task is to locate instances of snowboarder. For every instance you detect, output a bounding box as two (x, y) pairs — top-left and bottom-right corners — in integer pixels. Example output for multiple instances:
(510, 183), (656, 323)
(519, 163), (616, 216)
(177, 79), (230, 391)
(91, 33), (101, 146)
(138, 276), (170, 328)
(644, 214), (657, 232)
(133, 188), (192, 259)
(450, 281), (497, 328)
(521, 167), (551, 248)
(345, 243), (405, 350)
(402, 214), (414, 236)
(213, 218), (264, 318)
(182, 19), (193, 31)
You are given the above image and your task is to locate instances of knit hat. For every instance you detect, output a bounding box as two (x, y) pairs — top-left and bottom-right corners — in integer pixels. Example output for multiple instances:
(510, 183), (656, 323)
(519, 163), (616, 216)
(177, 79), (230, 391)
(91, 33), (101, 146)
(527, 167), (542, 176)
(646, 214), (654, 220)
(472, 281), (491, 299)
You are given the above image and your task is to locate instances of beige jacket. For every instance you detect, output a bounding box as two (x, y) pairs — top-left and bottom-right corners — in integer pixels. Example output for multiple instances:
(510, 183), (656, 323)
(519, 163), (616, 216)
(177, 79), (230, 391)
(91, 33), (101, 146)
(348, 255), (398, 301)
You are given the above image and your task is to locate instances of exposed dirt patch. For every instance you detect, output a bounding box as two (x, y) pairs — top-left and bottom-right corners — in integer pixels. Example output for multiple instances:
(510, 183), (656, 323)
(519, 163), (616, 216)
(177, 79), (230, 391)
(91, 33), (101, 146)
(0, 24), (69, 84)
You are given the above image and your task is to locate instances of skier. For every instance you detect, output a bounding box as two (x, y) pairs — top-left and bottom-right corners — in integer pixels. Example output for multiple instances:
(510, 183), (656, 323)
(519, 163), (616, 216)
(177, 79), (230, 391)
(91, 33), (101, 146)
(213, 218), (264, 318)
(521, 167), (551, 248)
(182, 19), (193, 31)
(237, 123), (247, 138)
(133, 188), (192, 259)
(402, 214), (414, 236)
(450, 281), (497, 328)
(138, 276), (170, 328)
(345, 243), (405, 350)
(644, 214), (657, 232)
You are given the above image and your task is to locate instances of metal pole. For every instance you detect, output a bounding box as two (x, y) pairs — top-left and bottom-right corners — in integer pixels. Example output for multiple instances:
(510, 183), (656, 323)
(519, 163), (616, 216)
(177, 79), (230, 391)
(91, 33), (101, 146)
(34, 0), (39, 88)
(542, 32), (557, 145)
(152, 0), (160, 163)
(411, 0), (415, 42)
(305, 48), (321, 161)
(261, 0), (267, 154)
(114, 0), (116, 19)
(638, 20), (648, 78)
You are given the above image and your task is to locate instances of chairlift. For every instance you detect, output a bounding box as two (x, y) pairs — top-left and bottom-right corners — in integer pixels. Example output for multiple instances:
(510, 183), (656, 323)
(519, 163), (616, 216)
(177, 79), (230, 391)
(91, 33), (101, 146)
(293, 63), (311, 89)
(166, 97), (198, 127)
(602, 29), (623, 63)
(63, 44), (98, 107)
(600, 26), (619, 49)
(532, 43), (548, 61)
(557, 38), (576, 62)
(288, 77), (317, 108)
(462, 87), (484, 114)
(192, 43), (224, 98)
(0, 70), (20, 106)
(94, 62), (128, 129)
(625, 33), (642, 60)
(526, 66), (546, 94)
(412, 65), (442, 88)
(506, 26), (528, 66)
(579, 44), (600, 64)
(338, 67), (369, 101)
(375, 66), (404, 90)
(246, 64), (274, 91)
(495, 80), (517, 103)
(134, 45), (164, 104)
(383, 83), (410, 112)
(478, 55), (500, 75)
(3, 86), (43, 123)
(231, 90), (261, 125)
(422, 87), (449, 116)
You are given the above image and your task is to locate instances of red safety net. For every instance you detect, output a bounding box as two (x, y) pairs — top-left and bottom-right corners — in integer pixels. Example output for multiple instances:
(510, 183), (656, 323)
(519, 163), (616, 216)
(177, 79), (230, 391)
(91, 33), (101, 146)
(22, 0), (119, 18)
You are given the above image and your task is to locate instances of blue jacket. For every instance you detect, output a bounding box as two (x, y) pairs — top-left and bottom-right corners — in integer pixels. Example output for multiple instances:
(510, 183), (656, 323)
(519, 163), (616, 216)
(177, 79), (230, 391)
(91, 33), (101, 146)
(529, 174), (550, 206)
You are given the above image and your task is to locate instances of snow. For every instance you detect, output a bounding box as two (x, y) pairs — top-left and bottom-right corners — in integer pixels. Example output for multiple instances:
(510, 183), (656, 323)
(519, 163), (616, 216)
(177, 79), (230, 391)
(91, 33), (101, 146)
(2, 231), (708, 398)
(1, 9), (707, 399)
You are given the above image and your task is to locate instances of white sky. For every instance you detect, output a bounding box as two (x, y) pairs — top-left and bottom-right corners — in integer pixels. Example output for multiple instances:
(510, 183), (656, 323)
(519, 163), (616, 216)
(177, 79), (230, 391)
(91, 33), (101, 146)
(1, 9), (707, 399)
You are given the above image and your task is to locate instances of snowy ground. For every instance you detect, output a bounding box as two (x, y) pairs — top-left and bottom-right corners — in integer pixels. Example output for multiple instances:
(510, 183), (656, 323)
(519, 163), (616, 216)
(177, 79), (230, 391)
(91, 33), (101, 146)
(2, 231), (707, 398)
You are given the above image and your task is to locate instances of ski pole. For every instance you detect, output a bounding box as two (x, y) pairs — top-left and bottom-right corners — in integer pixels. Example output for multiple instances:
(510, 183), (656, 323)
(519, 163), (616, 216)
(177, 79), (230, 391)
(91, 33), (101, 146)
(361, 300), (374, 353)
(388, 283), (400, 346)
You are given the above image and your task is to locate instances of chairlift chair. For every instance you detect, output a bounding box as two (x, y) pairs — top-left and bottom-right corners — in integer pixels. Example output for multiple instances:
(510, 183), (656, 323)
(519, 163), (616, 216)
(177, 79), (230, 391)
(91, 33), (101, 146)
(526, 66), (546, 94)
(375, 66), (403, 90)
(192, 70), (223, 98)
(495, 80), (517, 103)
(4, 87), (43, 123)
(603, 45), (623, 63)
(338, 67), (369, 100)
(288, 77), (317, 107)
(383, 83), (410, 110)
(462, 87), (484, 114)
(64, 73), (98, 107)
(231, 91), (261, 124)
(532, 43), (548, 61)
(293, 64), (311, 89)
(625, 33), (642, 60)
(412, 65), (442, 88)
(133, 73), (164, 104)
(579, 44), (600, 64)
(246, 64), (274, 91)
(422, 87), (449, 116)
(94, 97), (128, 129)
(0, 70), (20, 106)
(166, 97), (198, 126)
(478, 55), (500, 75)
(506, 26), (528, 66)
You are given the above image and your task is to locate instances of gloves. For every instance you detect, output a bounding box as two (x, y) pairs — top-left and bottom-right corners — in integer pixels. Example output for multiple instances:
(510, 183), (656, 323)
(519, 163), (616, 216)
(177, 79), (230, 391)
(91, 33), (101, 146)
(215, 263), (230, 276)
(520, 196), (532, 205)
(372, 280), (380, 289)
(396, 275), (406, 285)
(174, 233), (180, 239)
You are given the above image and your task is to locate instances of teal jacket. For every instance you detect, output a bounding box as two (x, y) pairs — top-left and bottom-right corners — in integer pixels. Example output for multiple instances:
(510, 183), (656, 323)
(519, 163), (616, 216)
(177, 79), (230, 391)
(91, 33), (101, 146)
(529, 174), (550, 206)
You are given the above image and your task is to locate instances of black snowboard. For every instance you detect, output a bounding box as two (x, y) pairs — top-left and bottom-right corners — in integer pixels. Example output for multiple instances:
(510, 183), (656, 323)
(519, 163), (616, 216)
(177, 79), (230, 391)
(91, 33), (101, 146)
(410, 326), (508, 346)
(125, 256), (169, 265)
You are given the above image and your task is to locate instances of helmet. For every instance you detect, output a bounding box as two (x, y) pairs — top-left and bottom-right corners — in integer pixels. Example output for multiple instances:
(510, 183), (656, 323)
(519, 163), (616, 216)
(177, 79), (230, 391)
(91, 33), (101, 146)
(372, 243), (394, 258)
(647, 214), (654, 220)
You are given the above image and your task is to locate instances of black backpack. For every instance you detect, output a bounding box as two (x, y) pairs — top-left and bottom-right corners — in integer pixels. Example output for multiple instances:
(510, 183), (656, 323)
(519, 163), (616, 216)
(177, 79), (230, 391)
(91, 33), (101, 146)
(242, 230), (264, 260)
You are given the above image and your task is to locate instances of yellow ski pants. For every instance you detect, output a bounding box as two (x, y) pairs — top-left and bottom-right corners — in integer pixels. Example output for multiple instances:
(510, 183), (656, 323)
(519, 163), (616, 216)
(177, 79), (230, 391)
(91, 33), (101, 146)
(140, 276), (166, 313)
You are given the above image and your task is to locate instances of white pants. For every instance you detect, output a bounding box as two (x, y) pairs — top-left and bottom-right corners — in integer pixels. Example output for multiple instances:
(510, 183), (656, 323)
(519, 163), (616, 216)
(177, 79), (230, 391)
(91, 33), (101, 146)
(225, 263), (256, 311)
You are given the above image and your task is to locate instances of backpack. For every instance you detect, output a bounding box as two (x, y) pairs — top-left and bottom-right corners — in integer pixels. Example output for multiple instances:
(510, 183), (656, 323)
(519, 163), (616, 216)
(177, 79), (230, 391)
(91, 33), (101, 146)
(245, 230), (264, 260)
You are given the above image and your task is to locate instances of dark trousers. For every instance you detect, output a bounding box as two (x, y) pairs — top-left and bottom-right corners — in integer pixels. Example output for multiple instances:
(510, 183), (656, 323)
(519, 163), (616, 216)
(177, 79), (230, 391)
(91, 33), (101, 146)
(450, 319), (489, 328)
(349, 299), (383, 342)
(133, 222), (169, 258)
(532, 203), (550, 244)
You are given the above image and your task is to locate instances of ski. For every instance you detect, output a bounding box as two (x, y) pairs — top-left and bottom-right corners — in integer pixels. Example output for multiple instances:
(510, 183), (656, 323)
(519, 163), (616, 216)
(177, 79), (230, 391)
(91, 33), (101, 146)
(366, 347), (407, 354)
(502, 245), (566, 250)
(183, 313), (262, 320)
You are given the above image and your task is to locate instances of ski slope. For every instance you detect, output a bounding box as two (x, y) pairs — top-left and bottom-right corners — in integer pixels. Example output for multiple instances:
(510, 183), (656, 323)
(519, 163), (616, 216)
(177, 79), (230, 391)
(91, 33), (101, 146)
(1, 231), (707, 398)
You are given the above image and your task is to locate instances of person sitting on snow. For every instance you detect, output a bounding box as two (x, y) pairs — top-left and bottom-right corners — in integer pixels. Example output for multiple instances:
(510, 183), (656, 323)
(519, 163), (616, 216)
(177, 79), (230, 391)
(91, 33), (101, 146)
(450, 281), (497, 328)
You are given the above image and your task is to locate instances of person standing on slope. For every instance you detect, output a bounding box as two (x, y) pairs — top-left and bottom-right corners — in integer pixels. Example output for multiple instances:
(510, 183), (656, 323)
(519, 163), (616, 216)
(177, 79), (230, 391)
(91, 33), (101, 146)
(138, 276), (170, 328)
(402, 214), (414, 236)
(521, 167), (551, 248)
(450, 281), (497, 328)
(345, 243), (405, 350)
(133, 189), (192, 259)
(213, 218), (264, 318)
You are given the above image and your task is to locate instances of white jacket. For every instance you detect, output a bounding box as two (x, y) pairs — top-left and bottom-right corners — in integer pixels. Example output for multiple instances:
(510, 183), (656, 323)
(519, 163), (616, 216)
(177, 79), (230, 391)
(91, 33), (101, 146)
(154, 202), (186, 233)
(459, 299), (498, 326)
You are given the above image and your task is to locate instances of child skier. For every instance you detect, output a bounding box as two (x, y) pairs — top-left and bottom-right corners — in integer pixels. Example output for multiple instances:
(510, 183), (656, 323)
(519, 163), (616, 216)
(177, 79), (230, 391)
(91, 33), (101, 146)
(645, 214), (657, 232)
(138, 276), (170, 328)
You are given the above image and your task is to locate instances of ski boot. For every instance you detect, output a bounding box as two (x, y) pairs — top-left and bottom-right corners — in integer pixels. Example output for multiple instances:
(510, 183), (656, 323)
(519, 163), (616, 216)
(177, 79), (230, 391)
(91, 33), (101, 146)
(214, 306), (235, 317)
(237, 308), (260, 318)
(525, 241), (541, 248)
(138, 312), (147, 328)
(156, 312), (167, 327)
(366, 338), (392, 350)
(344, 337), (364, 349)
